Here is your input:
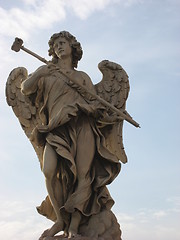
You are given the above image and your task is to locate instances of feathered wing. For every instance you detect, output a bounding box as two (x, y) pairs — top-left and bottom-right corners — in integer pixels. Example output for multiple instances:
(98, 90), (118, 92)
(95, 60), (130, 164)
(6, 67), (44, 168)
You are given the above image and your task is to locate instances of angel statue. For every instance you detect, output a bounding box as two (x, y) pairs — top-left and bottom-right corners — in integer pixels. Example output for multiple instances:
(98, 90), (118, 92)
(6, 31), (139, 240)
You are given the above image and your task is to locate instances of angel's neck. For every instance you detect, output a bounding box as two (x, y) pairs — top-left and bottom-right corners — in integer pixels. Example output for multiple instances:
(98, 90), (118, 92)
(57, 57), (73, 70)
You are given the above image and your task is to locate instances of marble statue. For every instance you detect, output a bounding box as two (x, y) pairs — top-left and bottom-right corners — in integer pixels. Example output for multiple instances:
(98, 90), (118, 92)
(6, 31), (139, 240)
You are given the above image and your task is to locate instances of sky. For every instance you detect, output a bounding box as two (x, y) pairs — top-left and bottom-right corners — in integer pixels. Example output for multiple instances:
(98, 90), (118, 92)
(0, 0), (180, 239)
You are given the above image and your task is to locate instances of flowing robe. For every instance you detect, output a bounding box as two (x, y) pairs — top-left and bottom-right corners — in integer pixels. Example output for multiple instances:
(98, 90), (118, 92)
(26, 70), (121, 224)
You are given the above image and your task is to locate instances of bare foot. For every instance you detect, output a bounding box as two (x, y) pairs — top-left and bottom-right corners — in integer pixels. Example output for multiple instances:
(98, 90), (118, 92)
(63, 231), (68, 237)
(68, 210), (81, 238)
(68, 230), (81, 239)
(39, 221), (64, 239)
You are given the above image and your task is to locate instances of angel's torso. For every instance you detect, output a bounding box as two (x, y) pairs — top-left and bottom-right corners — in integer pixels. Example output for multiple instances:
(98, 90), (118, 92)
(41, 69), (95, 122)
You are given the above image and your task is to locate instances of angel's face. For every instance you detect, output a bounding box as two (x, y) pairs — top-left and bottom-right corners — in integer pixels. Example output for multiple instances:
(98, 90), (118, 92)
(53, 37), (72, 59)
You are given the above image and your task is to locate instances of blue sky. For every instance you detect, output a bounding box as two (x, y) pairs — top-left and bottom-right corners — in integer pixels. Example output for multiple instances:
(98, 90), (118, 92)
(0, 0), (180, 239)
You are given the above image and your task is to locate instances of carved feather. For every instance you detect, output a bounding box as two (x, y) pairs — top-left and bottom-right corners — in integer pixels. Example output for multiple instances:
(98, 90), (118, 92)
(96, 60), (129, 110)
(6, 67), (43, 168)
(95, 60), (129, 163)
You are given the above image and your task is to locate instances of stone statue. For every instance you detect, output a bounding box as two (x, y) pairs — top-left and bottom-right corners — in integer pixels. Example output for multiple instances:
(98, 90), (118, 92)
(6, 31), (139, 240)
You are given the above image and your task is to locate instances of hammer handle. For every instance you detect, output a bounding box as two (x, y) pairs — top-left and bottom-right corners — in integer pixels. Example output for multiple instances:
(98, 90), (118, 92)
(12, 39), (140, 128)
(21, 46), (48, 64)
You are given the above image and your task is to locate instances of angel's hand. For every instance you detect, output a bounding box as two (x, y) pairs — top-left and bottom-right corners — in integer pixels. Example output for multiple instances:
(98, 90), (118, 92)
(33, 62), (57, 78)
(99, 111), (123, 123)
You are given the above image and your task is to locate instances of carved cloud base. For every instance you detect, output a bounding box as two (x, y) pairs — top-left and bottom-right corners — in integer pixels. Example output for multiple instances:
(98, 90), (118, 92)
(41, 236), (120, 240)
(41, 237), (111, 240)
(41, 210), (122, 240)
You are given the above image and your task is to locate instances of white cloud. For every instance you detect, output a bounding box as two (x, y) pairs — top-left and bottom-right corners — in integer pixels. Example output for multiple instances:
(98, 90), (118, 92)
(167, 196), (180, 206)
(1, 197), (179, 240)
(0, 199), (50, 240)
(0, 0), (143, 39)
(22, 0), (39, 6)
(116, 205), (180, 240)
(117, 212), (135, 221)
(153, 210), (167, 219)
(67, 0), (111, 19)
(1, 201), (32, 219)
(0, 0), (66, 40)
(123, 0), (143, 7)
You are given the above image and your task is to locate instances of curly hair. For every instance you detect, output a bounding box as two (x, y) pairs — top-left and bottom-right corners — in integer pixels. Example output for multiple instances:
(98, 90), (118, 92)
(48, 31), (83, 68)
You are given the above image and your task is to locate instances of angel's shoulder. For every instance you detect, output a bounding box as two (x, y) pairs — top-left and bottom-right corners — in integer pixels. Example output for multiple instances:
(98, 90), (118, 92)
(74, 70), (92, 85)
(32, 64), (48, 76)
(75, 70), (91, 81)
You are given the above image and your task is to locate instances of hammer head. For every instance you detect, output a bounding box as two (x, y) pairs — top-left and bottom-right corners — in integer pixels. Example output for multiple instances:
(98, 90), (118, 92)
(11, 37), (23, 52)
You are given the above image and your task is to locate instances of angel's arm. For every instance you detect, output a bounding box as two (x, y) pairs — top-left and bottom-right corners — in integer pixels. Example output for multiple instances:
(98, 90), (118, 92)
(21, 65), (47, 95)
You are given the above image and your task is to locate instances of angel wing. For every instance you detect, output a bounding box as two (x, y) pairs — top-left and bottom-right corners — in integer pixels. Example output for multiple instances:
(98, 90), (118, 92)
(6, 67), (44, 169)
(95, 60), (130, 164)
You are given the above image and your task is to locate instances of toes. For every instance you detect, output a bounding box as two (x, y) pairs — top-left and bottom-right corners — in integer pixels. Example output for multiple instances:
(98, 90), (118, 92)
(68, 232), (81, 238)
(39, 221), (64, 240)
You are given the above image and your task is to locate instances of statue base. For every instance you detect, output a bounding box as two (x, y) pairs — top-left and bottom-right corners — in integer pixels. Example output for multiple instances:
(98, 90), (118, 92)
(41, 235), (121, 240)
(41, 210), (122, 240)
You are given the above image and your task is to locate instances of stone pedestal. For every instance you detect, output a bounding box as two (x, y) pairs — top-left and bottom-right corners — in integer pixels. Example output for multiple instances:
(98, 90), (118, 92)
(41, 210), (122, 240)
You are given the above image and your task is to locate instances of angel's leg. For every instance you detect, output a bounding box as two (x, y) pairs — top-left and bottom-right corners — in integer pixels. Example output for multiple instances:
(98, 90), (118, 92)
(68, 117), (95, 237)
(40, 142), (64, 238)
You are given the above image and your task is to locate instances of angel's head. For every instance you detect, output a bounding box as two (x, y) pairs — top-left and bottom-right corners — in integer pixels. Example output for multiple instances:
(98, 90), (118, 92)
(48, 31), (83, 68)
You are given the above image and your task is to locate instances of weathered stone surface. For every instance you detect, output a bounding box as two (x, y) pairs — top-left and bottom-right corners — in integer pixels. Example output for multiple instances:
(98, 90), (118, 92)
(42, 236), (101, 240)
(6, 30), (138, 239)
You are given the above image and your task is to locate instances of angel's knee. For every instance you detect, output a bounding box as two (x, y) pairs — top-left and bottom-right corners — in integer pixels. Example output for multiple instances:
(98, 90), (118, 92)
(42, 143), (58, 180)
(43, 165), (55, 180)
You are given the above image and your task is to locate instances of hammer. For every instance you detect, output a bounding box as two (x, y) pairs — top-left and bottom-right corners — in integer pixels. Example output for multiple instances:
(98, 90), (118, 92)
(11, 37), (48, 64)
(10, 38), (140, 128)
